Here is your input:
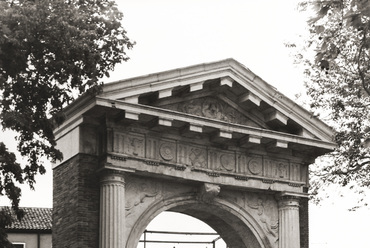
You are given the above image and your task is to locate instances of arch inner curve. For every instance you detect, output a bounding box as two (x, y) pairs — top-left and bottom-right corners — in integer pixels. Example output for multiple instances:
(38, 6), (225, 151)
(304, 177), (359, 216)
(127, 194), (271, 248)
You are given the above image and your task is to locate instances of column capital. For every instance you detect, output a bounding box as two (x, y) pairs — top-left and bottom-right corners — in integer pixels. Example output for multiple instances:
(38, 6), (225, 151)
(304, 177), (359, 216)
(276, 192), (308, 210)
(99, 168), (125, 185)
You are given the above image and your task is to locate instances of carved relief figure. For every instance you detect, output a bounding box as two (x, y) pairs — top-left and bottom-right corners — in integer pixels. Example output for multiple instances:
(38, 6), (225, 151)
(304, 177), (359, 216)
(128, 137), (144, 156)
(182, 99), (202, 116)
(246, 194), (279, 244)
(277, 162), (288, 179)
(201, 98), (224, 120)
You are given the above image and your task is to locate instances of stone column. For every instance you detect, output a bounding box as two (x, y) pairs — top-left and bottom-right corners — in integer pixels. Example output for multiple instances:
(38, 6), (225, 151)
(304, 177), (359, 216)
(99, 170), (125, 248)
(278, 194), (301, 248)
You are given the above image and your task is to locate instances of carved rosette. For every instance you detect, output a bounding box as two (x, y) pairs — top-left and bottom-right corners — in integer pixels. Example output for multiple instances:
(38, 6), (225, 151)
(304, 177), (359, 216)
(159, 142), (176, 162)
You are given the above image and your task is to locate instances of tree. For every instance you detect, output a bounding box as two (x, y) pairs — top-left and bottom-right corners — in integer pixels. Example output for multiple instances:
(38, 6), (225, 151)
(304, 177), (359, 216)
(295, 0), (370, 207)
(0, 0), (134, 245)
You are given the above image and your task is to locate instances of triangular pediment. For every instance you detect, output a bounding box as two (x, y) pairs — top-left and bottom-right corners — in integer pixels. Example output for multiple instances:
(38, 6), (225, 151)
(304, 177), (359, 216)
(99, 59), (334, 143)
(57, 59), (335, 159)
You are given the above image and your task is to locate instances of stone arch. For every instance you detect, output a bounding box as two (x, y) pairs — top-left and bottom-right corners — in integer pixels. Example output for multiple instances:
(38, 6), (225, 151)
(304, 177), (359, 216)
(126, 193), (273, 248)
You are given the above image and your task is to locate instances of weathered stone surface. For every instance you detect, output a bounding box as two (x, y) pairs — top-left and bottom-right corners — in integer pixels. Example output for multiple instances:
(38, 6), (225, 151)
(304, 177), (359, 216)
(53, 59), (334, 248)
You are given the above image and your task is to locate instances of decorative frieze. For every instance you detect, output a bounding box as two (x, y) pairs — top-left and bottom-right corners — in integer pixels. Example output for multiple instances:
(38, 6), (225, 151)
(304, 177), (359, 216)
(110, 131), (306, 184)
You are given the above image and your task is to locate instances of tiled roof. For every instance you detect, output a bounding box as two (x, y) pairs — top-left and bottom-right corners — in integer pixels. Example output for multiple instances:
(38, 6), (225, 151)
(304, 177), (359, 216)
(2, 206), (52, 231)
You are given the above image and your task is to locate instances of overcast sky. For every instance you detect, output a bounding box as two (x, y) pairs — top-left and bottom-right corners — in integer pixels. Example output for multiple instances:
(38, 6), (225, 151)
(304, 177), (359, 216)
(1, 1), (369, 248)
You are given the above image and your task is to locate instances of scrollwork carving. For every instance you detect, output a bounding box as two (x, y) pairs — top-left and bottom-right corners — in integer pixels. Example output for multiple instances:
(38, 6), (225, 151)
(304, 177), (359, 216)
(125, 179), (158, 216)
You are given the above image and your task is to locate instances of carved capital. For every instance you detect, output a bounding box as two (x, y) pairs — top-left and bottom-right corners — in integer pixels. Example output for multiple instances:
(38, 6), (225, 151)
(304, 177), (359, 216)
(276, 192), (307, 210)
(198, 183), (220, 202)
(99, 168), (125, 186)
(278, 196), (300, 210)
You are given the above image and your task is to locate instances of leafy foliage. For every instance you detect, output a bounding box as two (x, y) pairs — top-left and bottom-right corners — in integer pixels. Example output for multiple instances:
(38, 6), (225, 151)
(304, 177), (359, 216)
(0, 0), (134, 243)
(296, 0), (370, 205)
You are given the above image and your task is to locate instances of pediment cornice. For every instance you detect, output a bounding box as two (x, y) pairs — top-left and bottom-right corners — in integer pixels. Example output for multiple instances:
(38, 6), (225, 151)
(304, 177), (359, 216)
(55, 59), (336, 158)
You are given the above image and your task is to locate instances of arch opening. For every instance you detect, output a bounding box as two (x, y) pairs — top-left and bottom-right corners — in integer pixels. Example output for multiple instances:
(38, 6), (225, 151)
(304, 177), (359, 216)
(137, 211), (226, 248)
(127, 195), (270, 248)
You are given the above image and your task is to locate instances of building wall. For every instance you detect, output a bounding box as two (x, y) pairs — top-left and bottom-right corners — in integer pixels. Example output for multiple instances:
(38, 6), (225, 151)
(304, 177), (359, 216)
(53, 153), (100, 248)
(300, 197), (309, 248)
(8, 233), (52, 248)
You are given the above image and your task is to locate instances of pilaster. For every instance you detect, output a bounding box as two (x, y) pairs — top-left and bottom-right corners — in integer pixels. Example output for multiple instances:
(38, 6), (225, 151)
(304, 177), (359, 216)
(278, 193), (302, 248)
(99, 169), (125, 248)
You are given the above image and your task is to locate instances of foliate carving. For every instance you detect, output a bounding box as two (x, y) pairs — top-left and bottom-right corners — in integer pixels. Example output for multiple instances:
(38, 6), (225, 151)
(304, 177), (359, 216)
(163, 97), (251, 125)
(189, 147), (207, 168)
(159, 142), (175, 161)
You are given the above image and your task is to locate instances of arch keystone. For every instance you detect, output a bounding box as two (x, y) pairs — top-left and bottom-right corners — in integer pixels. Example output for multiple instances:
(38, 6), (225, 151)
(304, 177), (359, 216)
(198, 183), (221, 202)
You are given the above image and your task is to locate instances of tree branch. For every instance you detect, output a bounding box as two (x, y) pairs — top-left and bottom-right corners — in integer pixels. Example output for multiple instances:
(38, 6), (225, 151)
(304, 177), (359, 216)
(357, 30), (370, 96)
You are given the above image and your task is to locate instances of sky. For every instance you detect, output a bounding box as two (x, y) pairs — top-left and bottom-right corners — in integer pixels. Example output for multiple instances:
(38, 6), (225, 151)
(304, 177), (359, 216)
(1, 1), (369, 248)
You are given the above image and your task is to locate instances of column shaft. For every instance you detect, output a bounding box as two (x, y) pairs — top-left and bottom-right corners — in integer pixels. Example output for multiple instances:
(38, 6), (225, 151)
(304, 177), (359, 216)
(100, 171), (125, 248)
(278, 196), (300, 248)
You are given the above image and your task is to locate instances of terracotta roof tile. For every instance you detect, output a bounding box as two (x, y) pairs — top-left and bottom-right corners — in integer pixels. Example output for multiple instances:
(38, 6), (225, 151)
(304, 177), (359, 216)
(2, 207), (52, 231)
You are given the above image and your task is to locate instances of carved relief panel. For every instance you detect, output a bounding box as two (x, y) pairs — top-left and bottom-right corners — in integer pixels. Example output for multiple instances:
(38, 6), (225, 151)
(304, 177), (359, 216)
(162, 97), (252, 126)
(219, 190), (279, 248)
(124, 175), (195, 232)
